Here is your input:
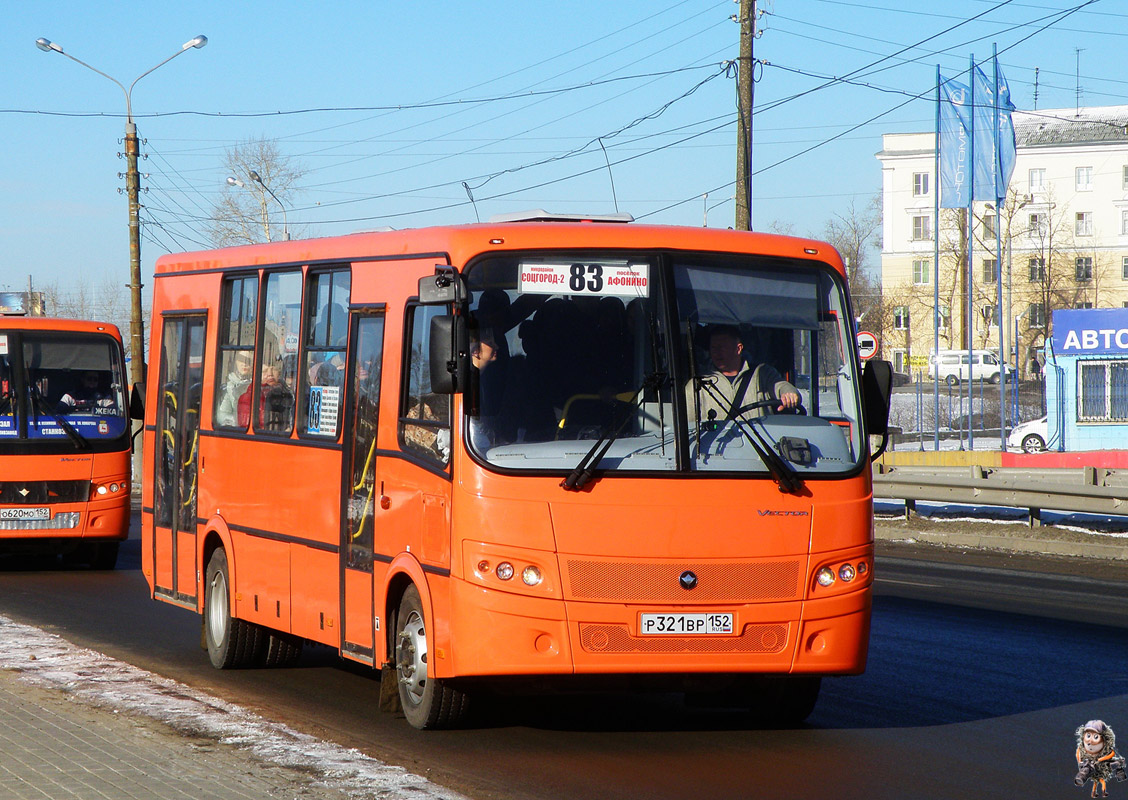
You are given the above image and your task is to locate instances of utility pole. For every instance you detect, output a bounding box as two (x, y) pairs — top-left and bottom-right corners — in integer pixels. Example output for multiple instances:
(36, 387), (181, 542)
(735, 0), (756, 231)
(125, 121), (144, 384)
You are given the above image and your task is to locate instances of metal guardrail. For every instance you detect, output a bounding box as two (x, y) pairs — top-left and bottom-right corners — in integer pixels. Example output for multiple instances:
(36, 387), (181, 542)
(873, 464), (1128, 526)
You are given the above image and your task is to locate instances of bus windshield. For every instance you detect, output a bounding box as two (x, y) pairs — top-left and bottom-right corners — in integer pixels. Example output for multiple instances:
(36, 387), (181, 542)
(0, 330), (128, 451)
(464, 252), (863, 477)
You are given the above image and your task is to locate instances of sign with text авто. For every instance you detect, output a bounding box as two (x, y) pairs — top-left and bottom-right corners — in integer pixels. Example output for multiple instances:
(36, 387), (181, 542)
(1052, 308), (1128, 356)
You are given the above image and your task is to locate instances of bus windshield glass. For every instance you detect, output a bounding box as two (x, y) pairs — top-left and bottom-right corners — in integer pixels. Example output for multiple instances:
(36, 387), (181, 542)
(0, 330), (128, 450)
(464, 252), (863, 477)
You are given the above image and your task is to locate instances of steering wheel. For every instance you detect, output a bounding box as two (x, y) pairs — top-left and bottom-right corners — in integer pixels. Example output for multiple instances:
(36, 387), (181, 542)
(733, 398), (807, 417)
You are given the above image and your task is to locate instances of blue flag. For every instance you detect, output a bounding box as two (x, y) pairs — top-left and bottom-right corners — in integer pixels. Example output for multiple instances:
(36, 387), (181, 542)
(939, 76), (972, 208)
(973, 62), (1017, 200)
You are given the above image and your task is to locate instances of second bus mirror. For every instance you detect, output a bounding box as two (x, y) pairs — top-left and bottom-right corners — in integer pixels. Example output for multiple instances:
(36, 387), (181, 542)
(129, 383), (146, 421)
(429, 315), (469, 394)
(418, 268), (465, 305)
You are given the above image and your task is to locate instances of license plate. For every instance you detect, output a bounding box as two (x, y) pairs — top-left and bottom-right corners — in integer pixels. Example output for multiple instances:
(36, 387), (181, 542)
(639, 612), (734, 636)
(0, 507), (50, 521)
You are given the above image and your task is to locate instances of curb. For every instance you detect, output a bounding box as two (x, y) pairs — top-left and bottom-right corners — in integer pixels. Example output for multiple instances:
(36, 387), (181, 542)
(874, 525), (1128, 561)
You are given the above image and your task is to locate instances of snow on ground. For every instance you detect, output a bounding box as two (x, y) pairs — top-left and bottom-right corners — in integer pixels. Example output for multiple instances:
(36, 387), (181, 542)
(0, 616), (467, 800)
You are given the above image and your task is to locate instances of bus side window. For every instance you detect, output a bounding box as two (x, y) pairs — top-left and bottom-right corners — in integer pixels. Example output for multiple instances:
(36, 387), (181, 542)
(255, 271), (301, 435)
(300, 268), (350, 438)
(401, 304), (451, 465)
(213, 274), (258, 430)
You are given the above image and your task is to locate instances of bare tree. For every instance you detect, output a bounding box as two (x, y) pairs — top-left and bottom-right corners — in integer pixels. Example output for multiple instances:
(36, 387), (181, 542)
(822, 196), (882, 331)
(208, 137), (306, 247)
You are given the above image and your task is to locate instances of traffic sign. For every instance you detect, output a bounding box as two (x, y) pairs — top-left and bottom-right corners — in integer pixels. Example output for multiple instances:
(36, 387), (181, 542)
(856, 330), (878, 360)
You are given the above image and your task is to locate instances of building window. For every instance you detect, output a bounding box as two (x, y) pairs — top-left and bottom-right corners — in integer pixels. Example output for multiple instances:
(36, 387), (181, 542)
(912, 215), (932, 241)
(1076, 257), (1094, 281)
(1123, 256), (1128, 280)
(1029, 257), (1045, 282)
(1121, 209), (1128, 236)
(1078, 360), (1128, 422)
(982, 214), (996, 238)
(893, 306), (910, 330)
(1076, 212), (1093, 237)
(938, 305), (951, 329)
(912, 259), (930, 285)
(1076, 166), (1093, 191)
(1075, 301), (1093, 309)
(981, 258), (998, 283)
(1123, 165), (1128, 191)
(1029, 303), (1046, 327)
(1029, 168), (1046, 191)
(913, 172), (930, 197)
(1028, 212), (1047, 237)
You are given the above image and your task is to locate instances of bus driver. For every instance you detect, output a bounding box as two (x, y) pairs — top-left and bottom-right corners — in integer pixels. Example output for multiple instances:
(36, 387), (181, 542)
(689, 325), (800, 427)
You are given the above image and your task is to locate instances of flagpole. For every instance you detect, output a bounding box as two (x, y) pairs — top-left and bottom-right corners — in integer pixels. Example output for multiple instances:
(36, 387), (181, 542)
(934, 65), (942, 451)
(966, 53), (976, 450)
(994, 44), (1006, 452)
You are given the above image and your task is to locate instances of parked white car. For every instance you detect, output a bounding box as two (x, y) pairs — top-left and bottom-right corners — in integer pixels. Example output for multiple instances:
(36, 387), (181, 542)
(1007, 416), (1048, 453)
(930, 349), (1009, 385)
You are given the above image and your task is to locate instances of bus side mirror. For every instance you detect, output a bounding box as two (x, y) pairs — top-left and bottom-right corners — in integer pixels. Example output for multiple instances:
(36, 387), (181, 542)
(129, 383), (146, 421)
(428, 315), (468, 395)
(418, 268), (465, 305)
(862, 359), (892, 460)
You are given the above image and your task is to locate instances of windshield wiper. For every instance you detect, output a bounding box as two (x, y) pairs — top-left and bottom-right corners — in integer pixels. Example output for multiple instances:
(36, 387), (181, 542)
(695, 378), (803, 495)
(25, 379), (88, 450)
(561, 371), (666, 492)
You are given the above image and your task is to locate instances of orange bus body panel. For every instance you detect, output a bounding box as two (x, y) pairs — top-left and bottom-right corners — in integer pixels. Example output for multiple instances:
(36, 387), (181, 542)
(143, 221), (873, 700)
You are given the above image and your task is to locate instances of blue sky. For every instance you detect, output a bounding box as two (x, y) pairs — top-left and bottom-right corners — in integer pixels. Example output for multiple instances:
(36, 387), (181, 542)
(3, 1), (1125, 299)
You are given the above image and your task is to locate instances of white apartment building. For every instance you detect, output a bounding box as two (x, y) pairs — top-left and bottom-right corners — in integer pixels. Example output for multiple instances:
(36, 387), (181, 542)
(876, 105), (1128, 378)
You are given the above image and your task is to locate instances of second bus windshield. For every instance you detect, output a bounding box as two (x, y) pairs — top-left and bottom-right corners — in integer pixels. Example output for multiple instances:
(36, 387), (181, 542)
(464, 252), (863, 477)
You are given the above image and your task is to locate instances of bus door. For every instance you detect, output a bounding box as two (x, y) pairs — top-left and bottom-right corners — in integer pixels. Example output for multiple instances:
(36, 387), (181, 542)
(340, 311), (385, 663)
(153, 315), (206, 606)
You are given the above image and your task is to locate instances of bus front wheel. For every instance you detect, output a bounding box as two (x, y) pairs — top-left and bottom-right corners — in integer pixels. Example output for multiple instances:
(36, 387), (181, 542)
(394, 585), (469, 729)
(204, 548), (262, 669)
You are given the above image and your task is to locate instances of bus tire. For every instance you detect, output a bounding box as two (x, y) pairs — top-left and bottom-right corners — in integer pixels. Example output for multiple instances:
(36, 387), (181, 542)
(259, 631), (303, 667)
(747, 676), (821, 726)
(394, 585), (469, 729)
(204, 548), (260, 669)
(90, 541), (119, 570)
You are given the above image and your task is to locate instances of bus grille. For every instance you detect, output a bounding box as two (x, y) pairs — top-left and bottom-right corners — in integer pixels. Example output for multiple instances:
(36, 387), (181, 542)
(564, 559), (803, 603)
(0, 513), (81, 530)
(579, 623), (789, 654)
(0, 481), (89, 504)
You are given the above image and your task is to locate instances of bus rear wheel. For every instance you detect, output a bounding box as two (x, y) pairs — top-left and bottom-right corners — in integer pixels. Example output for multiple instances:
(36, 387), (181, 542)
(394, 585), (469, 729)
(204, 548), (262, 669)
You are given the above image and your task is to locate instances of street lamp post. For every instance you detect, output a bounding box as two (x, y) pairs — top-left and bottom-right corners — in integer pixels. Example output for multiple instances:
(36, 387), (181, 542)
(250, 170), (290, 241)
(35, 35), (207, 388)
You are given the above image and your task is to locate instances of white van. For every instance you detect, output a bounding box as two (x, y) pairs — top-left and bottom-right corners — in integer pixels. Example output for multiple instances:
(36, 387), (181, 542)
(929, 349), (1008, 385)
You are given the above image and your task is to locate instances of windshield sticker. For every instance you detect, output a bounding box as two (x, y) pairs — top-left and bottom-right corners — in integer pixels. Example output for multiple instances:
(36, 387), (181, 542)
(307, 385), (340, 436)
(519, 260), (649, 298)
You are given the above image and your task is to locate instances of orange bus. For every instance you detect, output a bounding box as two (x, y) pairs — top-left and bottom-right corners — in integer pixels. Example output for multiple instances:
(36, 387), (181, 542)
(141, 213), (891, 728)
(0, 316), (131, 568)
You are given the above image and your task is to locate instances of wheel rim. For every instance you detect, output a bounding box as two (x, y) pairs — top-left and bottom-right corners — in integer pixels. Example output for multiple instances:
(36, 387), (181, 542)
(396, 609), (428, 707)
(207, 568), (228, 646)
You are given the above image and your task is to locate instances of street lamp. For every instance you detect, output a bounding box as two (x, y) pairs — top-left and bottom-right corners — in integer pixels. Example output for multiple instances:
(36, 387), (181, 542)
(227, 173), (290, 242)
(35, 34), (208, 388)
(250, 170), (290, 241)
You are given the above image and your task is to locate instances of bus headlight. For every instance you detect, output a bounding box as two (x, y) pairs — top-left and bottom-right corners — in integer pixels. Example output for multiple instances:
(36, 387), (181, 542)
(496, 562), (515, 581)
(463, 541), (560, 599)
(839, 564), (856, 582)
(522, 565), (542, 586)
(815, 567), (836, 587)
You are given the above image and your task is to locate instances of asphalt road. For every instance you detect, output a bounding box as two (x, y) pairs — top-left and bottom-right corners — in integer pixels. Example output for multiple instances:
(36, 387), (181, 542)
(0, 527), (1125, 800)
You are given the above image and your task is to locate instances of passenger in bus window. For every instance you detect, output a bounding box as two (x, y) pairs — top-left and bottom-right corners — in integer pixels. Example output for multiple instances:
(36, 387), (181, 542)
(688, 325), (799, 427)
(468, 328), (500, 452)
(216, 351), (254, 426)
(58, 371), (117, 415)
(310, 353), (346, 387)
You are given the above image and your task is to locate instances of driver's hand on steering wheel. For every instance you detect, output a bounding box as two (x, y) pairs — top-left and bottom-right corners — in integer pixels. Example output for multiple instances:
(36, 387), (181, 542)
(777, 391), (800, 412)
